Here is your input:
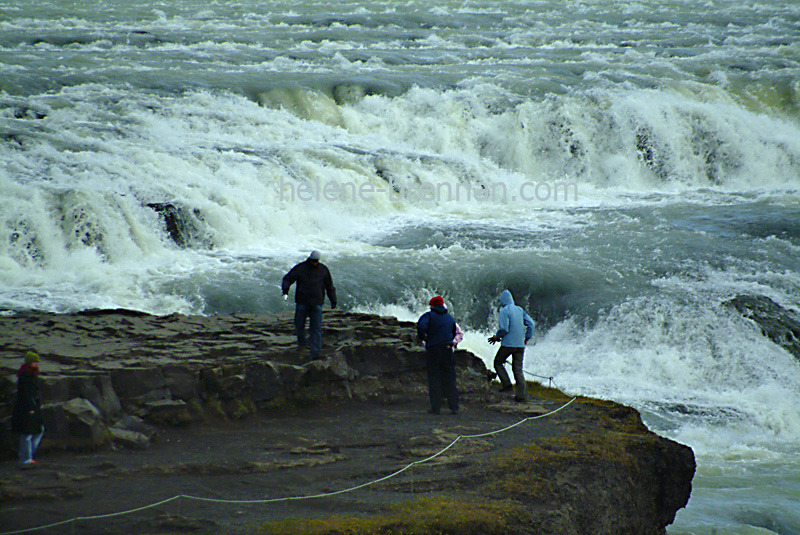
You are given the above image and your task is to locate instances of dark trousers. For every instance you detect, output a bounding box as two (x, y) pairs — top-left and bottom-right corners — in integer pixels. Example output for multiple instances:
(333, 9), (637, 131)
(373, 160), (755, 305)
(493, 345), (526, 400)
(295, 304), (323, 358)
(426, 345), (459, 414)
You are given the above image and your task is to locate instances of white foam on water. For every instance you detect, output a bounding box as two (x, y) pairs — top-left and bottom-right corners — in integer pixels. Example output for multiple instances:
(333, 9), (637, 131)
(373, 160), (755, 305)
(3, 2), (800, 531)
(522, 279), (800, 533)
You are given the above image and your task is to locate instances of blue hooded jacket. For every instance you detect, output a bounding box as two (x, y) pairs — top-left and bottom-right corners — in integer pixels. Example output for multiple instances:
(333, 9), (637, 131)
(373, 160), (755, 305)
(417, 305), (457, 348)
(496, 290), (535, 348)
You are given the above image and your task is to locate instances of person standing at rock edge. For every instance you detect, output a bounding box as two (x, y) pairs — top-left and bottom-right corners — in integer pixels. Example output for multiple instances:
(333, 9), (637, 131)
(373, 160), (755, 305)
(417, 296), (459, 415)
(11, 351), (45, 468)
(282, 250), (337, 360)
(488, 290), (535, 402)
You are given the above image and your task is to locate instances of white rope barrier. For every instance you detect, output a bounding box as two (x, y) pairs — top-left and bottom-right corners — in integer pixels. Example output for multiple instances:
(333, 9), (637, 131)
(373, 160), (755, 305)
(1, 396), (577, 535)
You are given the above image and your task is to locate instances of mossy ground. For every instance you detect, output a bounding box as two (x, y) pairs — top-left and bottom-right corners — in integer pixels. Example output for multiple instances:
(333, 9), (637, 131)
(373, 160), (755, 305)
(255, 497), (525, 535)
(251, 383), (663, 535)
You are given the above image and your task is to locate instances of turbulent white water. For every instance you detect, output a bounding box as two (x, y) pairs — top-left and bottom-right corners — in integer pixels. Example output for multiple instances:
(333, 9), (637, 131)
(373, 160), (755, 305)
(2, 0), (800, 532)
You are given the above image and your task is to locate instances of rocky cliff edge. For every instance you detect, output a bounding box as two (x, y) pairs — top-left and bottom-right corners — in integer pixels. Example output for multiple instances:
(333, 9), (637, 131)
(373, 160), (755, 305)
(0, 309), (695, 535)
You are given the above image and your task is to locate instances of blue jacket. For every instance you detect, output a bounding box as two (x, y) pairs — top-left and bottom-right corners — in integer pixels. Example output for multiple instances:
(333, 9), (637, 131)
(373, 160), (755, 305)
(417, 305), (456, 348)
(496, 290), (535, 348)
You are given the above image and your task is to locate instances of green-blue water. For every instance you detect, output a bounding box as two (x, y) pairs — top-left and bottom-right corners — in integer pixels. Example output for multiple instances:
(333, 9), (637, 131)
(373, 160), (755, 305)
(2, 1), (800, 532)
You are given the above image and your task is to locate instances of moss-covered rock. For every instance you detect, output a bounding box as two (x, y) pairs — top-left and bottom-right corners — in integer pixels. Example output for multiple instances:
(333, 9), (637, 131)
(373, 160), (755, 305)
(258, 497), (526, 535)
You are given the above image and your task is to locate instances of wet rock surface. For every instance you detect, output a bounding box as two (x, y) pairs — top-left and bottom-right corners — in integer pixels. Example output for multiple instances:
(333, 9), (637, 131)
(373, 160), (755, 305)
(725, 294), (800, 360)
(0, 310), (695, 535)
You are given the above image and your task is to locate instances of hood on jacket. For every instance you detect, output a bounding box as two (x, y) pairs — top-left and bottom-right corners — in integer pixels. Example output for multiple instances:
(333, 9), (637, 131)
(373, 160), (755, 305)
(499, 290), (515, 307)
(430, 304), (448, 314)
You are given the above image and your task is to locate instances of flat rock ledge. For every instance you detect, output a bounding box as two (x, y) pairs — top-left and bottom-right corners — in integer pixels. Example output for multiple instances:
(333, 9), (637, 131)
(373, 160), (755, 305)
(0, 309), (695, 535)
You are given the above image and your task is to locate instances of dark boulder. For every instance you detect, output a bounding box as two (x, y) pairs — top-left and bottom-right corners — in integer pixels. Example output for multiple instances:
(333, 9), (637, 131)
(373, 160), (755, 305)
(725, 294), (800, 360)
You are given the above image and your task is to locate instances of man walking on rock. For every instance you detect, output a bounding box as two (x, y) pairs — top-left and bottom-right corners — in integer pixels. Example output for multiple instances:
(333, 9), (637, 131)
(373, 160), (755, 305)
(488, 290), (535, 402)
(417, 296), (459, 415)
(282, 250), (337, 360)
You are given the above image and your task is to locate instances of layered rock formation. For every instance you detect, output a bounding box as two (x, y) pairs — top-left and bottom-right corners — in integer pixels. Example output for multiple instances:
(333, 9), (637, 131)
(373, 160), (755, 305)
(0, 309), (695, 535)
(1, 309), (462, 449)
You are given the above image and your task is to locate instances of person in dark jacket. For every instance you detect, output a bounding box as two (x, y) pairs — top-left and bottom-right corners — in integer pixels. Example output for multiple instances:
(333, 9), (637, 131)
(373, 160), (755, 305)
(11, 351), (45, 468)
(282, 250), (337, 360)
(417, 296), (459, 415)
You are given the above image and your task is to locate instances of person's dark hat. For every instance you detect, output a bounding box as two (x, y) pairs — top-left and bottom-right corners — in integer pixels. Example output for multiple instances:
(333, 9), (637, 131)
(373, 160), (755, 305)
(429, 296), (444, 307)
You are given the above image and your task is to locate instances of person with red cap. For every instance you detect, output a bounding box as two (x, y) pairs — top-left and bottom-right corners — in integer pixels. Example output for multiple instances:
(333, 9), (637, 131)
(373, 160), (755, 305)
(416, 296), (459, 415)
